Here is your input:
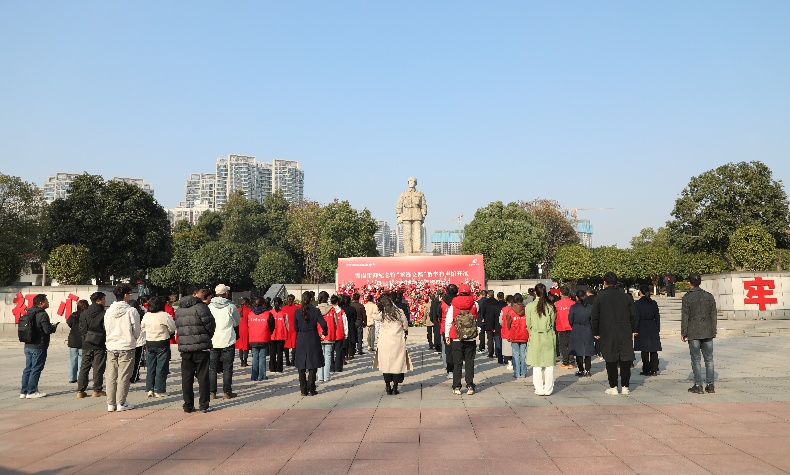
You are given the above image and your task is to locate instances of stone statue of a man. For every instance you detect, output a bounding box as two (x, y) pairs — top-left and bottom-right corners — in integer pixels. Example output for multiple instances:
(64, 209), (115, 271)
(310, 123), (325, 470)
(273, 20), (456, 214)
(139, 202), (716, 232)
(395, 177), (427, 254)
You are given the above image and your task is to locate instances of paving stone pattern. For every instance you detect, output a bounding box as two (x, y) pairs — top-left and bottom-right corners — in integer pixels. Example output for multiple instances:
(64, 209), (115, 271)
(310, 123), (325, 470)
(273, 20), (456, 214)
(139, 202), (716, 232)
(1, 333), (789, 474)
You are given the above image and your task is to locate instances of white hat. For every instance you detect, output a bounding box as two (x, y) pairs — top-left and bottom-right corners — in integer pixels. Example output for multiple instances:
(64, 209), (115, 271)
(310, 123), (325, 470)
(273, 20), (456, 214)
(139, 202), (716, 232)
(215, 284), (231, 295)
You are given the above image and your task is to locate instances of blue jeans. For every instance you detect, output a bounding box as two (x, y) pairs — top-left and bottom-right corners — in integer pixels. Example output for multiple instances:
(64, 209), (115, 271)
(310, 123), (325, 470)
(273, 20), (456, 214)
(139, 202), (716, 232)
(251, 346), (268, 381)
(318, 344), (333, 381)
(688, 338), (714, 385)
(145, 346), (171, 393)
(68, 347), (82, 382)
(21, 348), (47, 395)
(511, 342), (527, 378)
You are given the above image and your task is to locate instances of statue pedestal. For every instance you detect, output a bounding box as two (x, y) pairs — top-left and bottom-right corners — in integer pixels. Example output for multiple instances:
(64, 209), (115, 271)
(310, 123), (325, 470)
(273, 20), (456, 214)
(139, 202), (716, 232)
(393, 252), (440, 257)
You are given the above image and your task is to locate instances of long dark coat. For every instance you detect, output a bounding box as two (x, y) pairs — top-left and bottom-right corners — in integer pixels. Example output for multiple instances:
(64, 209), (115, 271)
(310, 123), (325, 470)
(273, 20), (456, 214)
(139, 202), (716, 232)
(294, 304), (328, 370)
(591, 286), (637, 362)
(633, 297), (662, 352)
(568, 302), (595, 357)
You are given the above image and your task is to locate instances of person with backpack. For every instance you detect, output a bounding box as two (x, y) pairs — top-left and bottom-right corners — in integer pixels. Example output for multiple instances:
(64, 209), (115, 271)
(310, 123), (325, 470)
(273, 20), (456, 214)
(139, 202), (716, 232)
(526, 283), (557, 396)
(444, 283), (479, 395)
(19, 294), (59, 399)
(77, 292), (107, 399)
(67, 299), (89, 383)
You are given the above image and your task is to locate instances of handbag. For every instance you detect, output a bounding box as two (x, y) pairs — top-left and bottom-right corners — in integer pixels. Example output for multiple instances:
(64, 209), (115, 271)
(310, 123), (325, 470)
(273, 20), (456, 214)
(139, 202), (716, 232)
(84, 329), (105, 346)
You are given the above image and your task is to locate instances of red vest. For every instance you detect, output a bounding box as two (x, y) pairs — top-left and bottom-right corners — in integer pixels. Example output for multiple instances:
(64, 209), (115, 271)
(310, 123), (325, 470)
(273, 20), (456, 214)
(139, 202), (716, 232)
(248, 311), (272, 343)
(555, 297), (574, 332)
(270, 308), (288, 341)
(505, 307), (529, 342)
(282, 304), (298, 348)
(325, 307), (345, 341)
(446, 296), (477, 340)
(440, 301), (451, 336)
(500, 306), (510, 340)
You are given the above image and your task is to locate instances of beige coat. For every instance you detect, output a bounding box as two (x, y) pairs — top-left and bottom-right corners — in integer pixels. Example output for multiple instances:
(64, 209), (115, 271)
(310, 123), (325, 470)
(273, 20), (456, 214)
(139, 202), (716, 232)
(373, 308), (413, 374)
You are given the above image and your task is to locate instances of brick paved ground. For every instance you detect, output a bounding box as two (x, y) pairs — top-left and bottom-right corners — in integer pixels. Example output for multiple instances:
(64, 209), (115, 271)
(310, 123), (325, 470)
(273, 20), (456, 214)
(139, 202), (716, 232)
(1, 330), (789, 474)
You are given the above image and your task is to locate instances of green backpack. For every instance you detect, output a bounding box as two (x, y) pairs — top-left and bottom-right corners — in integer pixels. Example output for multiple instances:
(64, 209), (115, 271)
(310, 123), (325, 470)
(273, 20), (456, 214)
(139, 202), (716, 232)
(454, 309), (478, 341)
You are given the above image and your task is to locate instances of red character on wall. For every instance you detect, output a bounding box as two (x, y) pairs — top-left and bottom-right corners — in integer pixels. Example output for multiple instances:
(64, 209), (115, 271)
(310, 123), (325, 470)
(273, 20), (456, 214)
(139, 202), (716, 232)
(12, 293), (36, 324)
(743, 277), (778, 311)
(56, 293), (81, 317)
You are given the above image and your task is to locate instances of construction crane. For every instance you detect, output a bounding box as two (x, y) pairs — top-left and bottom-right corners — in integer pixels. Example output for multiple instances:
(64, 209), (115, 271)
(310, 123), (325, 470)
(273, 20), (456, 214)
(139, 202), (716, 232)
(449, 215), (464, 240)
(563, 207), (613, 225)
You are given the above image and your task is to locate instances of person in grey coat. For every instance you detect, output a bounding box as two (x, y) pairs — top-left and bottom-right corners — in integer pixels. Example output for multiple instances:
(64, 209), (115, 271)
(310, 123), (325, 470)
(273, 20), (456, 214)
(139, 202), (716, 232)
(681, 273), (717, 394)
(569, 290), (595, 377)
(633, 285), (662, 376)
(591, 272), (638, 395)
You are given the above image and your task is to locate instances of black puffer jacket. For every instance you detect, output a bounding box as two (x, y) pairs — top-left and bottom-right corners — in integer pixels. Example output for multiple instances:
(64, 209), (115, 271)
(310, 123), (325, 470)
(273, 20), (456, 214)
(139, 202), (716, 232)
(23, 307), (57, 349)
(67, 311), (82, 348)
(175, 296), (216, 352)
(79, 303), (106, 350)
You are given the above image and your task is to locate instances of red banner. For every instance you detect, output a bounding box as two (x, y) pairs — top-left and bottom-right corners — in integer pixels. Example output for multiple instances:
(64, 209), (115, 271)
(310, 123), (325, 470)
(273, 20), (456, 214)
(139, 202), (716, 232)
(337, 255), (485, 289)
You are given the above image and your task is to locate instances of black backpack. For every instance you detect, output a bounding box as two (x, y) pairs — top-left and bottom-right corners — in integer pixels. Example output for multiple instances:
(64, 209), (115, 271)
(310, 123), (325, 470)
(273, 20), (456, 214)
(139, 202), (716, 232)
(18, 312), (36, 343)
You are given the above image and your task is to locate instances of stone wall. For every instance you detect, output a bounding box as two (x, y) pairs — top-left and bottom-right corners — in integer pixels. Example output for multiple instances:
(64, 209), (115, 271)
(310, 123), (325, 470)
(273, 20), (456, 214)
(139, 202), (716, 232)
(702, 271), (790, 320)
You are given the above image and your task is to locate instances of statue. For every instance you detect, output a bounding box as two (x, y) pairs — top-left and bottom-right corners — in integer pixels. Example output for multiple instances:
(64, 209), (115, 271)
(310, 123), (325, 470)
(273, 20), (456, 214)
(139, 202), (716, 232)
(395, 177), (427, 254)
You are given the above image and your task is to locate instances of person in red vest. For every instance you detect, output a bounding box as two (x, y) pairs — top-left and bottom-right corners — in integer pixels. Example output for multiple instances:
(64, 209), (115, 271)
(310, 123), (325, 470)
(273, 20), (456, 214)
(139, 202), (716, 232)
(326, 295), (348, 373)
(268, 297), (289, 374)
(163, 300), (177, 345)
(235, 297), (251, 367)
(555, 286), (576, 369)
(247, 297), (272, 381)
(504, 293), (529, 379)
(282, 294), (298, 366)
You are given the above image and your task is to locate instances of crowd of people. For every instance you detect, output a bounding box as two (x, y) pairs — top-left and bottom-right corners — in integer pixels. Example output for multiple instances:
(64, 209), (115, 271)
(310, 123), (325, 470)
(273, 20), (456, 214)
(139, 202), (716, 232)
(17, 271), (719, 412)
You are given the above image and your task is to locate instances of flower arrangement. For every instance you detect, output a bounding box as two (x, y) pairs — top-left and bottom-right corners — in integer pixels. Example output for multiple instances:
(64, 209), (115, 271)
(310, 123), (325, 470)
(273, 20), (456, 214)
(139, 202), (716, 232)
(337, 280), (481, 326)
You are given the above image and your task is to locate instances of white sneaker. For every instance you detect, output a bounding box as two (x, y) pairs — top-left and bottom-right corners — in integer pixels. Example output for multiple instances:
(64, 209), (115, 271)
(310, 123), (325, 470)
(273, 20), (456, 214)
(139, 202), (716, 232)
(453, 388), (462, 395)
(446, 372), (452, 379)
(147, 390), (154, 398)
(154, 392), (167, 398)
(506, 362), (513, 370)
(621, 387), (630, 395)
(107, 404), (116, 412)
(534, 390), (544, 396)
(605, 387), (619, 396)
(25, 392), (46, 399)
(19, 394), (26, 399)
(116, 402), (135, 412)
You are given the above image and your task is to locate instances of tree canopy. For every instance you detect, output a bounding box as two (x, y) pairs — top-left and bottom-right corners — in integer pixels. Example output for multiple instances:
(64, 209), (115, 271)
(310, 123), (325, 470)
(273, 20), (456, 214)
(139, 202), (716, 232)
(550, 244), (594, 284)
(521, 199), (580, 274)
(47, 244), (92, 285)
(667, 161), (790, 265)
(42, 174), (173, 283)
(727, 225), (776, 271)
(0, 174), (47, 285)
(462, 201), (548, 280)
(317, 200), (378, 280)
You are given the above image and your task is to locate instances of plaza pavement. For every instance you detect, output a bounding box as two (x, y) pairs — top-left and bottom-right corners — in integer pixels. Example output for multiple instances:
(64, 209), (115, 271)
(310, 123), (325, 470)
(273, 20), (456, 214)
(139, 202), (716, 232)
(0, 326), (789, 474)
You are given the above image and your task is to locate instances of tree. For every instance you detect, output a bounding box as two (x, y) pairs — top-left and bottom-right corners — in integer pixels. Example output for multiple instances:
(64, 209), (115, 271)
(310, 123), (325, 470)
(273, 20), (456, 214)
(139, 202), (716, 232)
(592, 246), (634, 281)
(521, 199), (580, 274)
(462, 201), (548, 280)
(47, 244), (93, 284)
(667, 161), (790, 266)
(629, 227), (679, 289)
(727, 225), (776, 271)
(196, 211), (223, 240)
(219, 191), (267, 245)
(149, 226), (210, 295)
(676, 252), (732, 276)
(287, 200), (323, 283)
(0, 174), (47, 285)
(252, 246), (300, 290)
(191, 241), (256, 289)
(550, 244), (594, 284)
(260, 190), (292, 250)
(317, 200), (378, 280)
(42, 174), (173, 283)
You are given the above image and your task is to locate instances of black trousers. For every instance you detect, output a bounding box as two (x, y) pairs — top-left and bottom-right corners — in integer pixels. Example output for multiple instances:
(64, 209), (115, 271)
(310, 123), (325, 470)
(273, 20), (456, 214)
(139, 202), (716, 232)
(426, 326), (434, 347)
(383, 373), (404, 386)
(478, 329), (486, 351)
(238, 350), (249, 365)
(269, 340), (285, 373)
(606, 360), (632, 388)
(77, 348), (106, 392)
(486, 330), (495, 357)
(558, 331), (572, 365)
(298, 369), (317, 394)
(433, 325), (442, 353)
(444, 337), (454, 374)
(576, 356), (591, 372)
(209, 346), (235, 394)
(451, 340), (476, 389)
(181, 351), (210, 411)
(331, 340), (344, 372)
(131, 346), (144, 382)
(641, 351), (659, 373)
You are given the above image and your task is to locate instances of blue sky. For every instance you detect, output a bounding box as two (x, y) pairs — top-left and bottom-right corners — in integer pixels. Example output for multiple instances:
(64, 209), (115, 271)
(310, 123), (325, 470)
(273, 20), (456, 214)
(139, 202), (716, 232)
(2, 1), (789, 247)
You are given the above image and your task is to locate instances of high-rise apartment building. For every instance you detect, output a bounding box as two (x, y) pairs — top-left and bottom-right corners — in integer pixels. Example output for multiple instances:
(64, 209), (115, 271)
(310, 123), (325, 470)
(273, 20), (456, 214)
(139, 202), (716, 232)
(41, 173), (154, 203)
(374, 221), (392, 256)
(576, 219), (593, 248)
(272, 159), (304, 203)
(432, 230), (464, 255)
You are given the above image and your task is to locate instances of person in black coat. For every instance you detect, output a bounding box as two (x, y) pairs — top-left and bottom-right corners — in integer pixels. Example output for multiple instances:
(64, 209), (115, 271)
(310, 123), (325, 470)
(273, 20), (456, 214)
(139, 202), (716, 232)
(77, 292), (107, 398)
(591, 272), (638, 395)
(175, 285), (216, 413)
(475, 291), (490, 352)
(429, 294), (443, 354)
(569, 290), (595, 377)
(341, 295), (357, 362)
(485, 292), (507, 363)
(294, 291), (328, 396)
(67, 299), (89, 384)
(634, 285), (662, 376)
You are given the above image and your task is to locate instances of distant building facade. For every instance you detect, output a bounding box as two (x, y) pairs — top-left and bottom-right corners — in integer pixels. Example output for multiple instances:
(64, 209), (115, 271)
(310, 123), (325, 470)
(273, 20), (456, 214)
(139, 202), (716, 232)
(41, 173), (154, 203)
(432, 230), (464, 255)
(576, 219), (593, 248)
(375, 221), (393, 256)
